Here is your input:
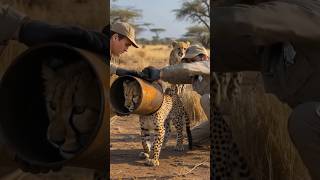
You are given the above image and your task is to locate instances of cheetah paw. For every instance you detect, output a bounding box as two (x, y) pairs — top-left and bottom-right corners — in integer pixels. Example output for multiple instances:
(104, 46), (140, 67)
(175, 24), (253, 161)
(144, 159), (159, 166)
(139, 152), (149, 159)
(174, 145), (184, 151)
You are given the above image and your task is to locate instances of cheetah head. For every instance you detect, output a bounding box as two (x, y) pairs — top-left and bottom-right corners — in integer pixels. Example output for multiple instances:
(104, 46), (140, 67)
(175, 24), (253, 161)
(172, 41), (190, 58)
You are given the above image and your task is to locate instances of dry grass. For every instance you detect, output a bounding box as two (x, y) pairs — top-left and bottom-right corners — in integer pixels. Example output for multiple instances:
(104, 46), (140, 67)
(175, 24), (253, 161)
(227, 74), (311, 180)
(114, 44), (172, 70)
(115, 44), (210, 70)
(180, 89), (207, 125)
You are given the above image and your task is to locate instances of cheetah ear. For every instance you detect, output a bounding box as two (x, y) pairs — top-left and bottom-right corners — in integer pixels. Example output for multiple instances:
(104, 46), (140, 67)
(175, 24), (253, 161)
(171, 41), (178, 48)
(185, 41), (190, 46)
(42, 63), (55, 81)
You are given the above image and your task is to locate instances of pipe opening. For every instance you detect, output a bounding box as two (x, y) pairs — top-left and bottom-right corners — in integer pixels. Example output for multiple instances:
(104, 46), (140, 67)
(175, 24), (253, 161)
(110, 76), (141, 115)
(110, 76), (164, 115)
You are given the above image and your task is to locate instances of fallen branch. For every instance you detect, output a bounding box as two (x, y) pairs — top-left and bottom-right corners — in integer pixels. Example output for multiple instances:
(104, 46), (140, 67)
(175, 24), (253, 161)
(177, 161), (207, 177)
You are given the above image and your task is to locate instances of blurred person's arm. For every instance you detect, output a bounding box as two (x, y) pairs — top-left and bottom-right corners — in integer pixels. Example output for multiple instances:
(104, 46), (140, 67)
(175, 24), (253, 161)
(142, 61), (209, 84)
(0, 4), (108, 57)
(18, 20), (108, 56)
(213, 1), (320, 72)
(161, 61), (210, 84)
(110, 62), (141, 77)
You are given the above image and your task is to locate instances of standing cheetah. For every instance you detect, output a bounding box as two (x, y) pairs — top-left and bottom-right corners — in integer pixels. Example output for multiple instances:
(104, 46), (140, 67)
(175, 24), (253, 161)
(211, 72), (253, 180)
(169, 40), (190, 65)
(123, 81), (192, 166)
(169, 40), (190, 94)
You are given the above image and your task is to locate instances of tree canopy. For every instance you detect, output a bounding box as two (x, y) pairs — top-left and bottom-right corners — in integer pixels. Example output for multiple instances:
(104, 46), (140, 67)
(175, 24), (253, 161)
(173, 0), (210, 30)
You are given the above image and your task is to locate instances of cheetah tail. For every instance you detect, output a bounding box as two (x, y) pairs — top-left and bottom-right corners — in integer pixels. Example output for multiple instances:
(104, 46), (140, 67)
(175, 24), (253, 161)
(186, 120), (192, 150)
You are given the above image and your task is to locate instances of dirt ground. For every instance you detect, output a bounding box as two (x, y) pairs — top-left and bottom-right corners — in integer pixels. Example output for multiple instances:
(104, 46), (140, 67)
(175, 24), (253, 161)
(110, 115), (210, 180)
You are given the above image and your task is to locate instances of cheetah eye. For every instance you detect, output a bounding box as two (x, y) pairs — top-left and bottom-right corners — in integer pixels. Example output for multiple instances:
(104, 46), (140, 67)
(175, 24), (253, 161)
(73, 105), (86, 114)
(49, 101), (56, 111)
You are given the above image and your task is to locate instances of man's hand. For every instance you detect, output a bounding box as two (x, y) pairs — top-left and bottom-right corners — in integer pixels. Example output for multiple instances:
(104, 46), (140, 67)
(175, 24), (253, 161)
(141, 66), (161, 82)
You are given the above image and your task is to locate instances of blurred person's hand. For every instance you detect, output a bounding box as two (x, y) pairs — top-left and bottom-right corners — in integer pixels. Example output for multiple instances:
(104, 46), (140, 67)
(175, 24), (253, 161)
(141, 66), (161, 82)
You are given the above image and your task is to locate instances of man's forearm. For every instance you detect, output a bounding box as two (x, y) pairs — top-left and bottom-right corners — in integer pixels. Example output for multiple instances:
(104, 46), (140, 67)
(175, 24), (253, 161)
(160, 62), (209, 84)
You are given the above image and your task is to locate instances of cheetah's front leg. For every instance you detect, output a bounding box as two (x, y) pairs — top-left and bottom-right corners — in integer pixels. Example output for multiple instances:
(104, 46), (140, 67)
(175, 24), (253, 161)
(162, 119), (171, 149)
(139, 118), (151, 159)
(139, 128), (151, 159)
(145, 124), (165, 166)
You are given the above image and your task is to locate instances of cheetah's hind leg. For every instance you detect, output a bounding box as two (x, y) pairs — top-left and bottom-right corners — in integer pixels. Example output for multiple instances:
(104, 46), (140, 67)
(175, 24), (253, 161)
(162, 119), (171, 150)
(185, 116), (192, 150)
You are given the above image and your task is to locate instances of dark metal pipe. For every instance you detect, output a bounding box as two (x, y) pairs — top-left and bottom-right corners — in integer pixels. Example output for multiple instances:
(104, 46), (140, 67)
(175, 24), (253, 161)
(110, 76), (163, 115)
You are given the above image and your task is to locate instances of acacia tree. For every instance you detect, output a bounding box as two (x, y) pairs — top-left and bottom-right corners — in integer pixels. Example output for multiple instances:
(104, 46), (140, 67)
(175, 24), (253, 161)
(110, 5), (146, 35)
(173, 0), (210, 31)
(150, 28), (166, 42)
(184, 25), (209, 47)
(110, 8), (142, 24)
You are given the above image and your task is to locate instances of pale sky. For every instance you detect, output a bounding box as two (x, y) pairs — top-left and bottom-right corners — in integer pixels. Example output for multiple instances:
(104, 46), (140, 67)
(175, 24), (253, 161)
(111, 0), (197, 40)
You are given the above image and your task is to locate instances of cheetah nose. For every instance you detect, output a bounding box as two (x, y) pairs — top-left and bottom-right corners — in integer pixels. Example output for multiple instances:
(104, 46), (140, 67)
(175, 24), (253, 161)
(178, 52), (183, 57)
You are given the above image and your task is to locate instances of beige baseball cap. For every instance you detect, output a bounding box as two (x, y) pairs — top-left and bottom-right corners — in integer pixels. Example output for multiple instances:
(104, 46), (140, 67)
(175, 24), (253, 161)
(111, 22), (139, 48)
(183, 45), (208, 59)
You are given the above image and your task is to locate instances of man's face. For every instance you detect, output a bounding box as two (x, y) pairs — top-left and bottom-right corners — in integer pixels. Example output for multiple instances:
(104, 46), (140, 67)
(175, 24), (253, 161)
(110, 34), (132, 57)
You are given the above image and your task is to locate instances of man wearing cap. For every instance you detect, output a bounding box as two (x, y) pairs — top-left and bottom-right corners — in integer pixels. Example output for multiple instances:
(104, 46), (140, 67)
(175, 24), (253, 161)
(109, 22), (141, 77)
(106, 22), (143, 119)
(141, 45), (211, 145)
